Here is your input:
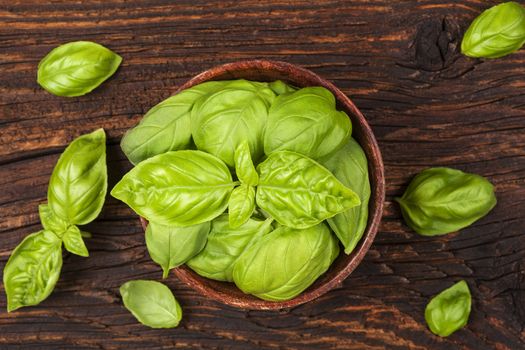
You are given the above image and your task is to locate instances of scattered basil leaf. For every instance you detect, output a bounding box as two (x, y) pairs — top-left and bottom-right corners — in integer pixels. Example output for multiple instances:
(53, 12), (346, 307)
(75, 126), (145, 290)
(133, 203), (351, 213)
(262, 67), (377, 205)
(264, 87), (352, 159)
(121, 81), (227, 165)
(228, 184), (256, 229)
(39, 203), (69, 238)
(234, 140), (258, 186)
(461, 2), (525, 59)
(425, 280), (471, 337)
(321, 137), (371, 254)
(111, 150), (236, 226)
(120, 280), (182, 329)
(233, 223), (339, 301)
(145, 221), (210, 278)
(268, 80), (296, 95)
(256, 151), (360, 229)
(37, 41), (122, 97)
(3, 230), (63, 312)
(62, 225), (89, 257)
(48, 128), (107, 225)
(187, 215), (273, 282)
(396, 167), (497, 235)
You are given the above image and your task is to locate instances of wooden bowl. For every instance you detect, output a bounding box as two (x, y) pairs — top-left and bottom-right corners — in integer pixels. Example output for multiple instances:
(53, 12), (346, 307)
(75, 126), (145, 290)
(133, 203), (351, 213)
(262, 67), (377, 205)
(139, 60), (385, 310)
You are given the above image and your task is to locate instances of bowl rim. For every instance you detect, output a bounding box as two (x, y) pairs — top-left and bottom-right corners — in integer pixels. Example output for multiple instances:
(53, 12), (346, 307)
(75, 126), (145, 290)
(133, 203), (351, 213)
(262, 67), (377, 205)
(139, 59), (385, 310)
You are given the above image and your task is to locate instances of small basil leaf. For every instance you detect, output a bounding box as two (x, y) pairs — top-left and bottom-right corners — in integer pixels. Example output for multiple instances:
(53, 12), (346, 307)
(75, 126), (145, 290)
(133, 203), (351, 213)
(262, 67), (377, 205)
(396, 167), (496, 235)
(62, 226), (89, 257)
(3, 230), (63, 312)
(234, 141), (258, 186)
(120, 280), (182, 329)
(232, 223), (339, 301)
(145, 221), (210, 278)
(264, 87), (352, 159)
(268, 80), (296, 95)
(37, 41), (122, 97)
(425, 280), (471, 337)
(228, 184), (256, 229)
(461, 2), (525, 59)
(39, 203), (69, 237)
(121, 81), (227, 165)
(111, 150), (235, 226)
(48, 129), (107, 225)
(256, 151), (360, 229)
(321, 137), (371, 254)
(187, 215), (273, 282)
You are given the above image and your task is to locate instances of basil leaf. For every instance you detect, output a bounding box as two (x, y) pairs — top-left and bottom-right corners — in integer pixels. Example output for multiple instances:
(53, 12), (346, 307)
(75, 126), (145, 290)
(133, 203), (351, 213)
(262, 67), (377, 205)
(121, 81), (227, 165)
(234, 141), (258, 186)
(48, 128), (107, 225)
(111, 150), (236, 226)
(396, 167), (497, 235)
(191, 81), (275, 167)
(145, 221), (210, 278)
(232, 223), (339, 301)
(3, 230), (63, 312)
(120, 280), (182, 328)
(425, 280), (471, 337)
(268, 80), (296, 95)
(37, 41), (122, 97)
(39, 203), (69, 237)
(321, 137), (371, 254)
(62, 226), (89, 257)
(228, 184), (256, 229)
(256, 151), (360, 229)
(264, 87), (352, 160)
(187, 215), (273, 282)
(461, 2), (525, 59)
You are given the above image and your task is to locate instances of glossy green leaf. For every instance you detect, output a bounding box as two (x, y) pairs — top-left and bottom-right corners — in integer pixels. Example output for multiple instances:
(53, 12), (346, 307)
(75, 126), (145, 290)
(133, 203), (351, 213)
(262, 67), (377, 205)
(120, 280), (182, 328)
(39, 203), (70, 238)
(268, 80), (296, 95)
(264, 87), (352, 159)
(48, 129), (107, 225)
(191, 81), (275, 167)
(425, 280), (471, 337)
(121, 81), (227, 165)
(145, 221), (210, 278)
(232, 223), (339, 301)
(187, 215), (273, 282)
(461, 2), (525, 58)
(321, 137), (371, 254)
(396, 167), (497, 235)
(111, 150), (236, 226)
(3, 230), (63, 312)
(228, 184), (256, 229)
(234, 141), (258, 186)
(256, 151), (360, 229)
(62, 226), (89, 257)
(37, 41), (122, 97)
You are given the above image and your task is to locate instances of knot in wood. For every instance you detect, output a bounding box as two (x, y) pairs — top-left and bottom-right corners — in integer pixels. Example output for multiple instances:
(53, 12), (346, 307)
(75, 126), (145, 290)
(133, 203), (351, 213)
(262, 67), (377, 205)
(414, 17), (460, 72)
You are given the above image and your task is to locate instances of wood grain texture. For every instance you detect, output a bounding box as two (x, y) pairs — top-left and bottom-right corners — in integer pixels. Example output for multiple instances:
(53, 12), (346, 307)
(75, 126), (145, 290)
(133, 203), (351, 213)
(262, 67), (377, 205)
(0, 0), (524, 349)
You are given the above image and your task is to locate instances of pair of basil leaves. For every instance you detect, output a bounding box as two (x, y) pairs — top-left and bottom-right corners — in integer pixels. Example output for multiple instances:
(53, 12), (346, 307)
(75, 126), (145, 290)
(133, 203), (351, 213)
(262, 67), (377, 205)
(3, 129), (107, 311)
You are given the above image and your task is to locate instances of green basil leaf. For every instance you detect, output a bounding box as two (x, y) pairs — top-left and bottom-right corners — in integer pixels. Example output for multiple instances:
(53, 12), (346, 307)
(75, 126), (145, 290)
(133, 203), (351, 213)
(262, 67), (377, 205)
(111, 150), (236, 226)
(396, 167), (497, 235)
(145, 221), (210, 278)
(234, 141), (258, 186)
(3, 230), (63, 312)
(461, 2), (525, 59)
(191, 82), (275, 167)
(187, 215), (273, 282)
(268, 80), (296, 95)
(62, 226), (89, 257)
(48, 128), (107, 225)
(121, 81), (227, 165)
(232, 223), (339, 301)
(264, 87), (352, 159)
(228, 184), (256, 229)
(425, 280), (471, 337)
(321, 137), (371, 254)
(256, 151), (360, 229)
(39, 203), (69, 237)
(37, 41), (122, 97)
(120, 280), (182, 328)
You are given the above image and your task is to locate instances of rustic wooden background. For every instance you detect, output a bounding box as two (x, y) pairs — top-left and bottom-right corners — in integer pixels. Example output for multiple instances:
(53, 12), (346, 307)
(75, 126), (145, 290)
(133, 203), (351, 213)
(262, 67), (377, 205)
(1, 0), (524, 349)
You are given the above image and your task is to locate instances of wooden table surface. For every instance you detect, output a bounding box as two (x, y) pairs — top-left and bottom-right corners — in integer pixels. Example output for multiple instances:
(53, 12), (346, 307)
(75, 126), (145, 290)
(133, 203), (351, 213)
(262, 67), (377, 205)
(1, 1), (524, 349)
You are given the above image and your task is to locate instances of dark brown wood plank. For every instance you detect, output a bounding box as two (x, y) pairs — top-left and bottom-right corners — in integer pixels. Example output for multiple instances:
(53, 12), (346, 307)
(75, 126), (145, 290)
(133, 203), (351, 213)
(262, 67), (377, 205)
(0, 0), (524, 349)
